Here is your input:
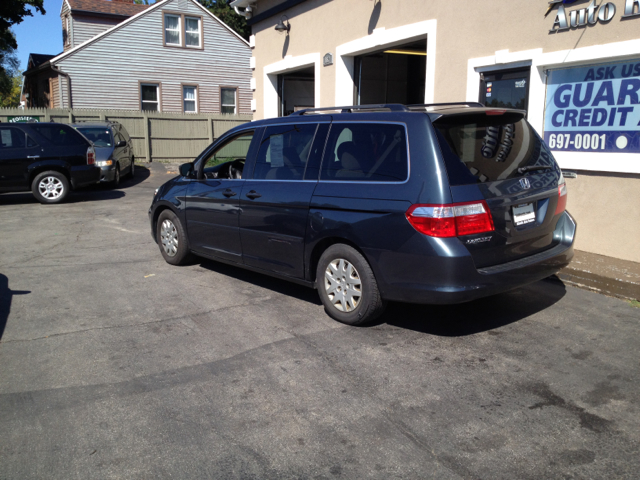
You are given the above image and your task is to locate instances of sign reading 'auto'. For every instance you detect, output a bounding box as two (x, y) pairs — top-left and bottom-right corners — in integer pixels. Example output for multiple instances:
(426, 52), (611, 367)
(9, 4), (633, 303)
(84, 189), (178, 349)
(547, 0), (640, 31)
(544, 59), (640, 154)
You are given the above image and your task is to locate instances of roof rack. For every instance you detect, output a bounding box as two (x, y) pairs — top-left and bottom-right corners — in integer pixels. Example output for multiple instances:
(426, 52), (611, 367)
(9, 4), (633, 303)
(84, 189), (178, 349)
(289, 102), (484, 116)
(289, 104), (409, 116)
(406, 102), (484, 110)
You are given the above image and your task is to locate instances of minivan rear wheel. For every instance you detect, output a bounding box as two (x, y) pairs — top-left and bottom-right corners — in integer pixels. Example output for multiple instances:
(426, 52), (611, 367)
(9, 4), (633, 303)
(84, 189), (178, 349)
(316, 244), (386, 325)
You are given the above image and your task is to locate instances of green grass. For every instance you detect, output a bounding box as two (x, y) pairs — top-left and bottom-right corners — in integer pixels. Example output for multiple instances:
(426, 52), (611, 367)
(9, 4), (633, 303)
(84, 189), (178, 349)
(628, 300), (640, 308)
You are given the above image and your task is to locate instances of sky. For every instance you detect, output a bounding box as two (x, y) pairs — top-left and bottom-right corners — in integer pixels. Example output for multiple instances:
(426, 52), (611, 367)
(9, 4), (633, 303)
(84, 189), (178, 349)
(13, 0), (65, 71)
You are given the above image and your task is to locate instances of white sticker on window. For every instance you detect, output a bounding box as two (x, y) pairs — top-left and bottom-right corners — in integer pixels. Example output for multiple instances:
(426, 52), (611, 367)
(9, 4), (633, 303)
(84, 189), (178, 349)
(270, 134), (284, 167)
(0, 130), (12, 147)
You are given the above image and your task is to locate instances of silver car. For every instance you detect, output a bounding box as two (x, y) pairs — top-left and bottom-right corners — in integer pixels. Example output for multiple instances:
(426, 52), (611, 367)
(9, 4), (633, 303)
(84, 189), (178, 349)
(72, 121), (135, 187)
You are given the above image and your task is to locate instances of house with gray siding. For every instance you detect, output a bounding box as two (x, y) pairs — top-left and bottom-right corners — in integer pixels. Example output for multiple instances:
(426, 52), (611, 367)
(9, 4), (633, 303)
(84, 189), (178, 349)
(23, 0), (251, 114)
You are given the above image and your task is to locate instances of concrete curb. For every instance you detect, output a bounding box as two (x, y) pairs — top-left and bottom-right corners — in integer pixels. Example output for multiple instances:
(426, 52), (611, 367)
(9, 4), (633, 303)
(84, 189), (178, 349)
(560, 250), (640, 302)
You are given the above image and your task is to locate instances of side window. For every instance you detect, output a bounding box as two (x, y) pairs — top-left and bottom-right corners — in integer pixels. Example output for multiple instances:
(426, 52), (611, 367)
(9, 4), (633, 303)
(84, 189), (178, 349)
(31, 124), (87, 146)
(201, 131), (254, 179)
(320, 123), (408, 182)
(253, 124), (318, 180)
(27, 135), (38, 148)
(113, 129), (123, 146)
(0, 128), (26, 149)
(120, 125), (131, 142)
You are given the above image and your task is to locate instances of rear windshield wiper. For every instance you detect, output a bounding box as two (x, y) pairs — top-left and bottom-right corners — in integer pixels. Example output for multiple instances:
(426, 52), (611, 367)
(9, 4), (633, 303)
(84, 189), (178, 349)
(517, 165), (553, 174)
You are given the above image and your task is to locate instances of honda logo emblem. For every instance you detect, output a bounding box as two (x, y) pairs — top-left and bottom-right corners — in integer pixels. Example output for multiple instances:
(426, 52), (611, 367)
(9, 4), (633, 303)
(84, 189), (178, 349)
(520, 178), (531, 189)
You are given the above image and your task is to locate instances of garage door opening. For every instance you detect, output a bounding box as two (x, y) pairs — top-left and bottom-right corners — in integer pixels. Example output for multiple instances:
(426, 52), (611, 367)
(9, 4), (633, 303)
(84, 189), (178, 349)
(278, 66), (315, 117)
(354, 39), (426, 106)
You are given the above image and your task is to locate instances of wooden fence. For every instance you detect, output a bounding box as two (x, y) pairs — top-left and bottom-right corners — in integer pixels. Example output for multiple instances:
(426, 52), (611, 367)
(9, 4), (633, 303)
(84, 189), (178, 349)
(0, 108), (253, 163)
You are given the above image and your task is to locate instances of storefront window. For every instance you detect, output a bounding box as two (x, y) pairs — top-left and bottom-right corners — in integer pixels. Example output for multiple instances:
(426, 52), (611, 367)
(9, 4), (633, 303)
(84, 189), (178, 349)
(479, 67), (530, 111)
(544, 58), (640, 154)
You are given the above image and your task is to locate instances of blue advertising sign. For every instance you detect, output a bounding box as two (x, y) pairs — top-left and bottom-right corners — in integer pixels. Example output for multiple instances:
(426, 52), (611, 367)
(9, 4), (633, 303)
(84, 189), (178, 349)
(544, 58), (640, 154)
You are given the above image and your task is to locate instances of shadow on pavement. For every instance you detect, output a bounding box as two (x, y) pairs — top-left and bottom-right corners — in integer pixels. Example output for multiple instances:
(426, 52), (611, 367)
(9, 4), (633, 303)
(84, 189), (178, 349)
(0, 274), (30, 341)
(373, 276), (567, 336)
(0, 189), (125, 205)
(198, 259), (322, 306)
(0, 166), (151, 206)
(197, 258), (567, 335)
(89, 165), (151, 190)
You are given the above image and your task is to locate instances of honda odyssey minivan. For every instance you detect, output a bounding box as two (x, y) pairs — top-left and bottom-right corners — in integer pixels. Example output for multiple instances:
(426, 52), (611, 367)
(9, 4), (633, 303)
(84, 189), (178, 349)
(149, 103), (576, 325)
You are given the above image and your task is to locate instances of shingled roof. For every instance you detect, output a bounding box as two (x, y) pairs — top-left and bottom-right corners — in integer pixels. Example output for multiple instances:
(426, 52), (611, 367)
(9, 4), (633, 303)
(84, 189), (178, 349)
(66, 0), (150, 18)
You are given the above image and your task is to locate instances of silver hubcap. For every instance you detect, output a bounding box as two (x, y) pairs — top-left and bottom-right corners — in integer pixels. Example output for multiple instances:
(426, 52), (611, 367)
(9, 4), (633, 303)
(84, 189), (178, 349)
(160, 219), (178, 256)
(38, 176), (64, 199)
(324, 258), (362, 312)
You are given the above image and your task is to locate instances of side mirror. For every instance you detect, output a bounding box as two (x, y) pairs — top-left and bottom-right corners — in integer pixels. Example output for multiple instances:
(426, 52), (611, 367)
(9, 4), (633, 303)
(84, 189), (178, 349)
(115, 140), (127, 148)
(179, 162), (194, 177)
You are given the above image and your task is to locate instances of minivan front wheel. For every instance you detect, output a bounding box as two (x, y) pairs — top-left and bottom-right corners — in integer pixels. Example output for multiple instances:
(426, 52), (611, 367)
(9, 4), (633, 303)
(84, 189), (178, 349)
(316, 244), (386, 325)
(156, 210), (191, 265)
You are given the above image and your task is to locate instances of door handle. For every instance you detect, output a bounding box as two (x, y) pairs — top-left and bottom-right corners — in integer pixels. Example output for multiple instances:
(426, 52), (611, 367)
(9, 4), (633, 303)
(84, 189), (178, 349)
(246, 190), (262, 199)
(222, 189), (237, 198)
(27, 155), (40, 159)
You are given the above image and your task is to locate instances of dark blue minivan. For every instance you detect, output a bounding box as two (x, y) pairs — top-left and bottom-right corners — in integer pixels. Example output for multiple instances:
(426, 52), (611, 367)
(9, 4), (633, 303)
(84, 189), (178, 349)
(149, 103), (576, 325)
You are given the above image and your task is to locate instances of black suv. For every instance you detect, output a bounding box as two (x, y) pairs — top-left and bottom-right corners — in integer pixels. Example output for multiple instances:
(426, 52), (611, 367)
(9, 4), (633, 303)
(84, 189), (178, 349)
(0, 122), (99, 204)
(149, 104), (576, 325)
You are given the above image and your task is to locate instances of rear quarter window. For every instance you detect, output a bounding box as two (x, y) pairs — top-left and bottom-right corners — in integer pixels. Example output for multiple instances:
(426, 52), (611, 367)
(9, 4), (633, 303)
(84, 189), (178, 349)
(320, 123), (408, 182)
(0, 127), (26, 149)
(30, 124), (88, 147)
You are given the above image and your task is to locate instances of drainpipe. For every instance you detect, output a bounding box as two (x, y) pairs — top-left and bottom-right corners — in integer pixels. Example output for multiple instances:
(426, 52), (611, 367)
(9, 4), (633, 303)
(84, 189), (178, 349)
(50, 65), (72, 109)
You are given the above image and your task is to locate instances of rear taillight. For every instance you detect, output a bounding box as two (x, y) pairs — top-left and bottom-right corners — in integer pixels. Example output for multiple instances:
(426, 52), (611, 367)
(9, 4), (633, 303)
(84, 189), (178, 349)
(555, 178), (567, 215)
(87, 147), (95, 165)
(406, 201), (495, 238)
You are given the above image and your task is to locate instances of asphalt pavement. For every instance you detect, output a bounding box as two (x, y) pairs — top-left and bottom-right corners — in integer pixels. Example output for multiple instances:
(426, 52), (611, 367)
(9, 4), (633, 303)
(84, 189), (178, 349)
(1, 164), (639, 479)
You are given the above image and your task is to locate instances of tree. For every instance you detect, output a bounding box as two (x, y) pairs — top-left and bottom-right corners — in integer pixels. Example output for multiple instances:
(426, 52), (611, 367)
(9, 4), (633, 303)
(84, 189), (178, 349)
(133, 0), (155, 5)
(199, 0), (250, 40)
(0, 69), (23, 108)
(0, 0), (46, 97)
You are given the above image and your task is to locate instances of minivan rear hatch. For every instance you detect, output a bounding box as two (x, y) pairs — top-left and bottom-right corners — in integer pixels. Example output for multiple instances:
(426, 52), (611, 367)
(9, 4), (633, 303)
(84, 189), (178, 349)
(431, 109), (566, 268)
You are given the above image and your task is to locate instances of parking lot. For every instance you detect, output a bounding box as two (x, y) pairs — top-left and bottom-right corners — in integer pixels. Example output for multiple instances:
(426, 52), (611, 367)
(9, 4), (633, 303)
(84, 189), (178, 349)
(1, 164), (639, 479)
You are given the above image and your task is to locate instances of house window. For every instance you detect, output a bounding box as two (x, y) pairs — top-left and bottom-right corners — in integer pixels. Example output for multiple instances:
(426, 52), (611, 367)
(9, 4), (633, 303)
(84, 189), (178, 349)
(185, 17), (201, 48)
(141, 84), (160, 111)
(164, 14), (181, 46)
(183, 85), (197, 113)
(221, 88), (237, 114)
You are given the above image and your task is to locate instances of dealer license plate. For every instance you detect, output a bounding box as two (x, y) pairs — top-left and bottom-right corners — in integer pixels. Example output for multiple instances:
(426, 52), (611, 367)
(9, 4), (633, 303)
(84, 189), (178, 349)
(512, 203), (535, 226)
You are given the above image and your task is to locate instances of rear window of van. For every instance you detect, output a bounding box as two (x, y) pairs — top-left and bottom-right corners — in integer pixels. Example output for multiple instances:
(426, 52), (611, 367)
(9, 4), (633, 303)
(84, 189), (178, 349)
(434, 113), (557, 186)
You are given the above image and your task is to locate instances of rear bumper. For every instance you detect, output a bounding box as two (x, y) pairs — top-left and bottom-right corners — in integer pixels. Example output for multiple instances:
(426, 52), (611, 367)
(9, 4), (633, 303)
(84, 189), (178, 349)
(70, 165), (101, 189)
(370, 211), (576, 304)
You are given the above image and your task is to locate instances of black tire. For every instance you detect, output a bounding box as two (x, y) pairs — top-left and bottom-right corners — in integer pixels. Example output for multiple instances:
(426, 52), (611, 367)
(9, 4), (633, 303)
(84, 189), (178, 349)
(31, 171), (70, 204)
(111, 164), (121, 188)
(316, 244), (386, 325)
(128, 156), (135, 178)
(156, 209), (191, 265)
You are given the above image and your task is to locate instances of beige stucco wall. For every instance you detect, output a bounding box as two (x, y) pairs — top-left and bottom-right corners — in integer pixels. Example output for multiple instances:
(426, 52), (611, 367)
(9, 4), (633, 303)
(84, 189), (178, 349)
(565, 172), (640, 263)
(250, 0), (640, 119)
(247, 0), (640, 263)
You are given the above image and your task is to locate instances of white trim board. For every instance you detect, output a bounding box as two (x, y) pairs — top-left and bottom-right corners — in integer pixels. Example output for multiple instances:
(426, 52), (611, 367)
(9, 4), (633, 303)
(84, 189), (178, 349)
(335, 19), (437, 106)
(263, 53), (321, 119)
(466, 39), (640, 174)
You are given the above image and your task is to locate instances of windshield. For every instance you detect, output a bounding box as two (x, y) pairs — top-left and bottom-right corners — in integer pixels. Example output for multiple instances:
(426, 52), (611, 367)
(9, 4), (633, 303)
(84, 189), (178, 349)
(76, 127), (113, 147)
(434, 113), (558, 186)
